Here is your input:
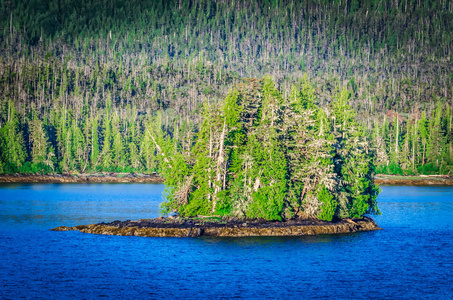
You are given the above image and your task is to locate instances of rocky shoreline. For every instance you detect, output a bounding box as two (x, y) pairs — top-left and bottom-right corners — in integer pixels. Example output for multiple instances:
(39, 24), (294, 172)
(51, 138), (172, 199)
(52, 216), (381, 237)
(1, 174), (452, 186)
(375, 175), (453, 186)
(0, 173), (164, 183)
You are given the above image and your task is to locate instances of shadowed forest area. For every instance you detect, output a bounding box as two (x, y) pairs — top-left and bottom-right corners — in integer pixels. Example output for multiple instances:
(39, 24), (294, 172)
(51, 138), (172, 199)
(0, 0), (452, 176)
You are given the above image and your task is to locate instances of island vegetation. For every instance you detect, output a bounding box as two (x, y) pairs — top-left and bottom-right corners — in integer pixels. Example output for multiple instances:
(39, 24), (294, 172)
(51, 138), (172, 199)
(160, 76), (379, 221)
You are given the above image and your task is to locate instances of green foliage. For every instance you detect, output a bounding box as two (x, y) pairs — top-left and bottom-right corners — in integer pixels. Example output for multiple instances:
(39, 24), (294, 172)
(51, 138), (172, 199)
(162, 77), (380, 221)
(246, 130), (287, 221)
(374, 103), (453, 176)
(317, 185), (337, 221)
(0, 102), (26, 173)
(331, 88), (380, 218)
(90, 117), (100, 170)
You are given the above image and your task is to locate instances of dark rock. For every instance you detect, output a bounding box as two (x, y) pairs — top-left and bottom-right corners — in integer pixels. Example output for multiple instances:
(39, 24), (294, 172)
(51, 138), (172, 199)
(52, 217), (382, 238)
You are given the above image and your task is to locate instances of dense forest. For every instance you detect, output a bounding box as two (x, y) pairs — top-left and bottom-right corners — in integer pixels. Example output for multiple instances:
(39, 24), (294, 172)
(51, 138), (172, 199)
(0, 0), (452, 176)
(161, 77), (379, 220)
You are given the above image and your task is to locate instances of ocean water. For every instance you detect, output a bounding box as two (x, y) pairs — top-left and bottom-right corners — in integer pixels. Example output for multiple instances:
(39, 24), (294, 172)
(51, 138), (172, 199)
(0, 183), (452, 299)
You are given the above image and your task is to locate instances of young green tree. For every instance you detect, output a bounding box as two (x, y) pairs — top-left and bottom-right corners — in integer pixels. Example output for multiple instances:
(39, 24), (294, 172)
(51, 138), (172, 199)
(101, 115), (114, 171)
(89, 116), (101, 170)
(111, 114), (127, 171)
(128, 119), (143, 171)
(29, 115), (54, 172)
(71, 119), (87, 172)
(0, 102), (27, 173)
(427, 102), (447, 172)
(418, 111), (429, 166)
(246, 127), (287, 221)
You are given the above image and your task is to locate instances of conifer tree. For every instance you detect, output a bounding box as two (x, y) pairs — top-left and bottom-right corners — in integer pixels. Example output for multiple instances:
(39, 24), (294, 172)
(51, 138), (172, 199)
(128, 119), (142, 171)
(71, 119), (87, 172)
(101, 116), (114, 171)
(246, 127), (287, 220)
(90, 117), (100, 171)
(57, 109), (73, 173)
(29, 116), (47, 165)
(0, 102), (27, 173)
(427, 102), (447, 171)
(284, 81), (337, 220)
(29, 115), (52, 172)
(140, 126), (158, 173)
(180, 106), (215, 216)
(331, 89), (380, 218)
(418, 111), (429, 166)
(112, 115), (127, 171)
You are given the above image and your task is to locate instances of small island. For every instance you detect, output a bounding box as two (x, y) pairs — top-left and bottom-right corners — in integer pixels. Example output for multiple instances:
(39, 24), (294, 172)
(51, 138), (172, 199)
(53, 78), (382, 237)
(52, 216), (381, 237)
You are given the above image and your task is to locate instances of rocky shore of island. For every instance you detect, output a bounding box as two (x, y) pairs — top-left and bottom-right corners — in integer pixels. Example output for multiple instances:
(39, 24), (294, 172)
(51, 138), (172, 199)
(52, 216), (381, 237)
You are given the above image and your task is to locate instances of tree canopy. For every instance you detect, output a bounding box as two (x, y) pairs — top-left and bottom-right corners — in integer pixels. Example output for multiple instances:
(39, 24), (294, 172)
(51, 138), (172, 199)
(161, 77), (380, 221)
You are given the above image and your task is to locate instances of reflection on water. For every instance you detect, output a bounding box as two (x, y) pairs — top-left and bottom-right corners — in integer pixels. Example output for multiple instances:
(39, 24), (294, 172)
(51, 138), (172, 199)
(0, 184), (452, 299)
(199, 231), (374, 247)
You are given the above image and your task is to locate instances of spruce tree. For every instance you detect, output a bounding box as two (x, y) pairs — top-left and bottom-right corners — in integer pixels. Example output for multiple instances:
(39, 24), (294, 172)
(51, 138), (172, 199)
(427, 102), (447, 172)
(418, 111), (429, 167)
(331, 89), (380, 218)
(111, 115), (127, 171)
(71, 119), (87, 172)
(246, 127), (287, 220)
(0, 102), (27, 173)
(128, 119), (143, 171)
(29, 115), (52, 172)
(101, 115), (114, 171)
(90, 117), (100, 171)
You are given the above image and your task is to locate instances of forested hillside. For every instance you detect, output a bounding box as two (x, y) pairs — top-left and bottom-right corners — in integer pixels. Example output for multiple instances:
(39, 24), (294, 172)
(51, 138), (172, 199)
(0, 0), (452, 175)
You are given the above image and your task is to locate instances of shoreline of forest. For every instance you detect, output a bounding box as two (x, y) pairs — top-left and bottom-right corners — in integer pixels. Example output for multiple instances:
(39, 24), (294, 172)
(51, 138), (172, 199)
(0, 173), (164, 183)
(374, 175), (453, 186)
(1, 174), (453, 185)
(52, 216), (381, 238)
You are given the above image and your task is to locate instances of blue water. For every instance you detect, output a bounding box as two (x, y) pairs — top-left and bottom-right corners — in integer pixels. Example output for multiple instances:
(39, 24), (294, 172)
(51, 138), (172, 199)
(0, 184), (452, 299)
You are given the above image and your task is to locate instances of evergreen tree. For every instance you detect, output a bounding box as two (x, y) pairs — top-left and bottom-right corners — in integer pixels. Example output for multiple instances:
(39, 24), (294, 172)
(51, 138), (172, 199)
(29, 115), (54, 172)
(284, 82), (337, 220)
(57, 109), (73, 173)
(101, 116), (114, 171)
(331, 89), (379, 218)
(0, 102), (27, 173)
(111, 114), (127, 171)
(427, 102), (447, 172)
(90, 117), (100, 171)
(418, 111), (429, 167)
(128, 119), (143, 171)
(71, 119), (87, 172)
(29, 116), (48, 165)
(140, 124), (158, 173)
(246, 127), (287, 221)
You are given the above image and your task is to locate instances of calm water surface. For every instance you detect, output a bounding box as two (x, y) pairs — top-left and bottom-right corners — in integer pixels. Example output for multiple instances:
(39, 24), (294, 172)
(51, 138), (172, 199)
(0, 184), (452, 299)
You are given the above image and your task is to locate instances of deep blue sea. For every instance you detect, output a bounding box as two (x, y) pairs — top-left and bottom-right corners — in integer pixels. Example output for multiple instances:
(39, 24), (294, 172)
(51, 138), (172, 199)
(0, 184), (452, 299)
